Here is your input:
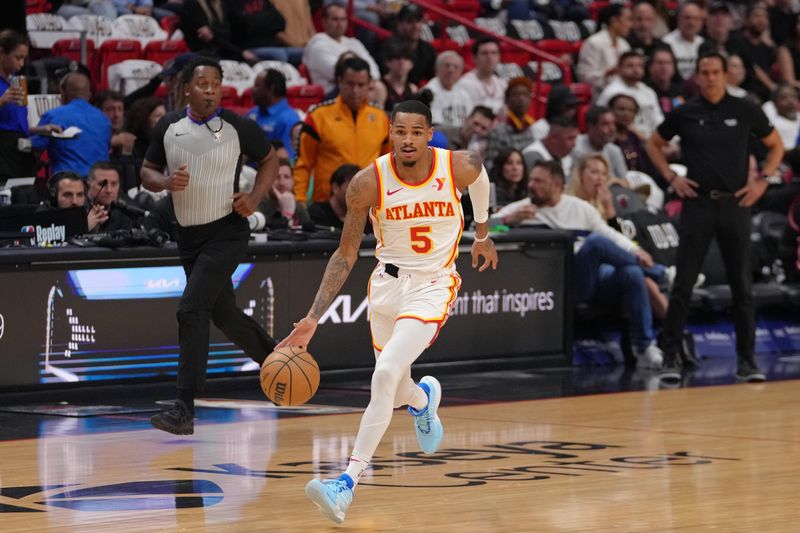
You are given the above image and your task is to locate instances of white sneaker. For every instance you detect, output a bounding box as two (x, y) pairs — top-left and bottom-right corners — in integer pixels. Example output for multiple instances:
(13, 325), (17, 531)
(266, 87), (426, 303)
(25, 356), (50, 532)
(633, 342), (663, 369)
(665, 266), (706, 293)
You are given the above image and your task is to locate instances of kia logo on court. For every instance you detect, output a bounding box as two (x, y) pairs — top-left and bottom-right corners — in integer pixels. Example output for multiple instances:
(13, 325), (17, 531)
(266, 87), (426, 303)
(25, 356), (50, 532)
(0, 480), (223, 512)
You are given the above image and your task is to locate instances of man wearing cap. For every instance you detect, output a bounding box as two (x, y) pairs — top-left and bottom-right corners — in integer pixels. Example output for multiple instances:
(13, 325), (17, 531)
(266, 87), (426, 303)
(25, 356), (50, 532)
(378, 4), (436, 85)
(484, 77), (536, 172)
(302, 2), (380, 94)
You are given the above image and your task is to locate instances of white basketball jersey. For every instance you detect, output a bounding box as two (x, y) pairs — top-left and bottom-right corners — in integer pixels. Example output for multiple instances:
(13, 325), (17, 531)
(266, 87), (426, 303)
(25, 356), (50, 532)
(370, 147), (464, 272)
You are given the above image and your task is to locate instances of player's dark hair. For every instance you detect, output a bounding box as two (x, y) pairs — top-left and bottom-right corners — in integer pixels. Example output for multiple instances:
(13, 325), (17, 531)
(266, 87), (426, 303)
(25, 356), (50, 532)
(391, 99), (432, 126)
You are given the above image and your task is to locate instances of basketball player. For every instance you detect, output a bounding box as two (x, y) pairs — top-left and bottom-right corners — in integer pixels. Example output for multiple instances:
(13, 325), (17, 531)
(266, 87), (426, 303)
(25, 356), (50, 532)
(278, 100), (498, 524)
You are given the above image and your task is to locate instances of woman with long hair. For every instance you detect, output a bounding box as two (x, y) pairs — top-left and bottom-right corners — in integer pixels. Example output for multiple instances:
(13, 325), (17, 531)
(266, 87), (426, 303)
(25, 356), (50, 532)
(124, 97), (166, 161)
(490, 148), (528, 207)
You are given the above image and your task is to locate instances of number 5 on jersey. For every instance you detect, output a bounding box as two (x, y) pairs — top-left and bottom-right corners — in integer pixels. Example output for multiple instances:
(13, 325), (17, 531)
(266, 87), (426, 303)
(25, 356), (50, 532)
(410, 226), (433, 254)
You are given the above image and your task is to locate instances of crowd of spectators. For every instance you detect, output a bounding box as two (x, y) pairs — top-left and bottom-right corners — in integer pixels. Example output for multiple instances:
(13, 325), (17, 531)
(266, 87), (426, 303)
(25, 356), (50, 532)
(3, 0), (800, 371)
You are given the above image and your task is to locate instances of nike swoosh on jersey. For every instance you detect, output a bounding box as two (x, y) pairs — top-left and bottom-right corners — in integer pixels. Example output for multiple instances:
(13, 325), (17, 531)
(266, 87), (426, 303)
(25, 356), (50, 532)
(387, 188), (402, 195)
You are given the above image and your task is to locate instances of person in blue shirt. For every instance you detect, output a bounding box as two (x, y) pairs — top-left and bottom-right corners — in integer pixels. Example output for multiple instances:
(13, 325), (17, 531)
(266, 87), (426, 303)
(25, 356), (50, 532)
(32, 71), (112, 177)
(246, 69), (300, 160)
(0, 29), (61, 179)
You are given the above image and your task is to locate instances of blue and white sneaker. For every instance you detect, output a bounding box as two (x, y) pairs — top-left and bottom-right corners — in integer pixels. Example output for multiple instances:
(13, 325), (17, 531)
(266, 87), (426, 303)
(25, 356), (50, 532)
(305, 474), (354, 524)
(408, 375), (443, 454)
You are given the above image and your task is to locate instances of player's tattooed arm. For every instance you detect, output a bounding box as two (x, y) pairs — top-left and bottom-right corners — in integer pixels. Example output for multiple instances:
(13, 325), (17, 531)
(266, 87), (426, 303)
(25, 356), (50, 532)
(452, 150), (484, 190)
(307, 168), (378, 321)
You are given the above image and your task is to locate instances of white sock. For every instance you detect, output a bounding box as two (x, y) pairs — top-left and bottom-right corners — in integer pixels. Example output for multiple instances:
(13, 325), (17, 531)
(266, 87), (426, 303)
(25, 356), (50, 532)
(344, 454), (369, 486)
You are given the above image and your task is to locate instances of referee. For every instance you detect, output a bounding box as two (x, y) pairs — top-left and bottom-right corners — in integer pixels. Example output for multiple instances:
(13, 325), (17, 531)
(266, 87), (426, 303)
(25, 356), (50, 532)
(141, 57), (279, 434)
(646, 51), (784, 384)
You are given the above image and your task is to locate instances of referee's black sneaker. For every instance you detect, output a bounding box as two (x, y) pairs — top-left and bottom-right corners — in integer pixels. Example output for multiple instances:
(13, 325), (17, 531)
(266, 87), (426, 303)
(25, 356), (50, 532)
(658, 352), (682, 385)
(735, 357), (766, 383)
(151, 399), (194, 435)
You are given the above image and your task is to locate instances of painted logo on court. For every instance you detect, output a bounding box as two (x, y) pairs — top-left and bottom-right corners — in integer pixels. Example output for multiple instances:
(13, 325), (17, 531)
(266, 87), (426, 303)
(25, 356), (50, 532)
(0, 479), (223, 512)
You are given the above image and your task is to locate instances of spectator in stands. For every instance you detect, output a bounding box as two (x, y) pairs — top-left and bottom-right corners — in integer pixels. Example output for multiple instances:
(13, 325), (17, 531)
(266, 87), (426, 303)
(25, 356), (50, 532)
(426, 51), (472, 130)
(598, 51), (664, 137)
(608, 93), (662, 185)
(521, 116), (579, 176)
(739, 2), (778, 102)
(700, 2), (748, 60)
(577, 4), (632, 93)
(484, 77), (536, 172)
(378, 3), (436, 85)
(251, 157), (310, 231)
(230, 0), (302, 65)
(294, 57), (389, 203)
(530, 0), (589, 24)
(0, 29), (61, 179)
(726, 54), (755, 100)
(125, 96), (165, 163)
(86, 161), (136, 232)
(56, 0), (117, 20)
(645, 45), (684, 115)
(628, 1), (663, 59)
(32, 71), (111, 177)
(114, 0), (157, 17)
(662, 2), (705, 80)
(307, 163), (359, 230)
(776, 13), (800, 90)
(92, 90), (136, 157)
(179, 0), (258, 63)
(769, 0), (795, 47)
(446, 105), (495, 156)
(246, 69), (301, 160)
(571, 106), (629, 181)
(270, 0), (315, 50)
(489, 148), (527, 208)
(49, 170), (108, 231)
(302, 2), (381, 94)
(530, 85), (580, 141)
(493, 159), (665, 369)
(565, 153), (619, 221)
(762, 83), (800, 151)
(378, 42), (419, 113)
(455, 37), (507, 116)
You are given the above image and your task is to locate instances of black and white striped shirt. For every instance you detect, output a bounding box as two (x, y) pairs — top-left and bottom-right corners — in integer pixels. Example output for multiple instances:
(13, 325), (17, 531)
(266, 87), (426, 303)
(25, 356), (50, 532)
(146, 108), (270, 227)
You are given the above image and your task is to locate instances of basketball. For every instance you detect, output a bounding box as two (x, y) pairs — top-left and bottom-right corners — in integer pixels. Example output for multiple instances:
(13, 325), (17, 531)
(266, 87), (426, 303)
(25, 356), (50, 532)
(260, 347), (320, 406)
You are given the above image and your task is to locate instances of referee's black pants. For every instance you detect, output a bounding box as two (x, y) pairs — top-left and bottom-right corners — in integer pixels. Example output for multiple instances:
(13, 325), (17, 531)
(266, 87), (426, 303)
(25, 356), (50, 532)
(176, 213), (276, 391)
(660, 196), (755, 361)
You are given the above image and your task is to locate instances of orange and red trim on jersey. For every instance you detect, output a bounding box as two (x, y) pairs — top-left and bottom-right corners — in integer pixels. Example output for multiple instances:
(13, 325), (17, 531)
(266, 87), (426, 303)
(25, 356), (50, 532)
(390, 147), (438, 189)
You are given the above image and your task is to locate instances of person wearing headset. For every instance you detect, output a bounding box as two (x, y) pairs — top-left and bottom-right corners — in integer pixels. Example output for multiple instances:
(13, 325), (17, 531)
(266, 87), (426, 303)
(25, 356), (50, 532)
(47, 171), (108, 231)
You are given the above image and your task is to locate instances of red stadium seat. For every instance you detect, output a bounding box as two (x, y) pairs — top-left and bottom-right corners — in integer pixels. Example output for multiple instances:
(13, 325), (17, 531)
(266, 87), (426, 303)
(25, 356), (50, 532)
(297, 63), (311, 84)
(220, 86), (239, 108)
(286, 84), (324, 112)
(528, 82), (552, 119)
(52, 38), (96, 73)
(430, 38), (461, 55)
(159, 15), (180, 37)
(144, 39), (188, 66)
(154, 82), (169, 100)
(499, 42), (530, 65)
(26, 0), (52, 14)
(96, 39), (142, 90)
(588, 1), (610, 21)
(239, 87), (254, 109)
(425, 0), (481, 23)
(535, 39), (583, 57)
(569, 82), (593, 104)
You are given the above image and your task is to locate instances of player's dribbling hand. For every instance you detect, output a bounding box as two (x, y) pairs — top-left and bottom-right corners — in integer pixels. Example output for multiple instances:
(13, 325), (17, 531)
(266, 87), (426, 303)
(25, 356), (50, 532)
(167, 163), (189, 191)
(231, 192), (258, 217)
(276, 317), (318, 350)
(671, 175), (699, 198)
(471, 238), (498, 272)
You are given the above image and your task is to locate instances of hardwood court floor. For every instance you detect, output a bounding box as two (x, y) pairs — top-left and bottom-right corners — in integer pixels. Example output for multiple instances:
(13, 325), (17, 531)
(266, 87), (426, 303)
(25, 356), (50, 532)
(1, 378), (799, 532)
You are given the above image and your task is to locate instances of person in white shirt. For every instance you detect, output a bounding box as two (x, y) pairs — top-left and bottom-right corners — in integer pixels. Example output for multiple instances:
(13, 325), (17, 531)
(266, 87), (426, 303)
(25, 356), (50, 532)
(522, 116), (579, 177)
(571, 105), (629, 181)
(662, 2), (705, 80)
(577, 4), (632, 93)
(302, 2), (381, 94)
(425, 51), (474, 129)
(598, 51), (664, 137)
(455, 37), (507, 115)
(762, 83), (800, 150)
(493, 159), (665, 369)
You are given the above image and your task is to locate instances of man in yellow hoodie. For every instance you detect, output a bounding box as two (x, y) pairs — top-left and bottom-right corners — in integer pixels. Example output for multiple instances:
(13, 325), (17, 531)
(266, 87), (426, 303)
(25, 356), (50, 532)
(294, 56), (389, 203)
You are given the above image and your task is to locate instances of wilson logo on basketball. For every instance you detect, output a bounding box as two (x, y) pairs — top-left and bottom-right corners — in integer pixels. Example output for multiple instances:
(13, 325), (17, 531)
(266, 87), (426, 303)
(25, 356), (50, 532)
(273, 381), (287, 402)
